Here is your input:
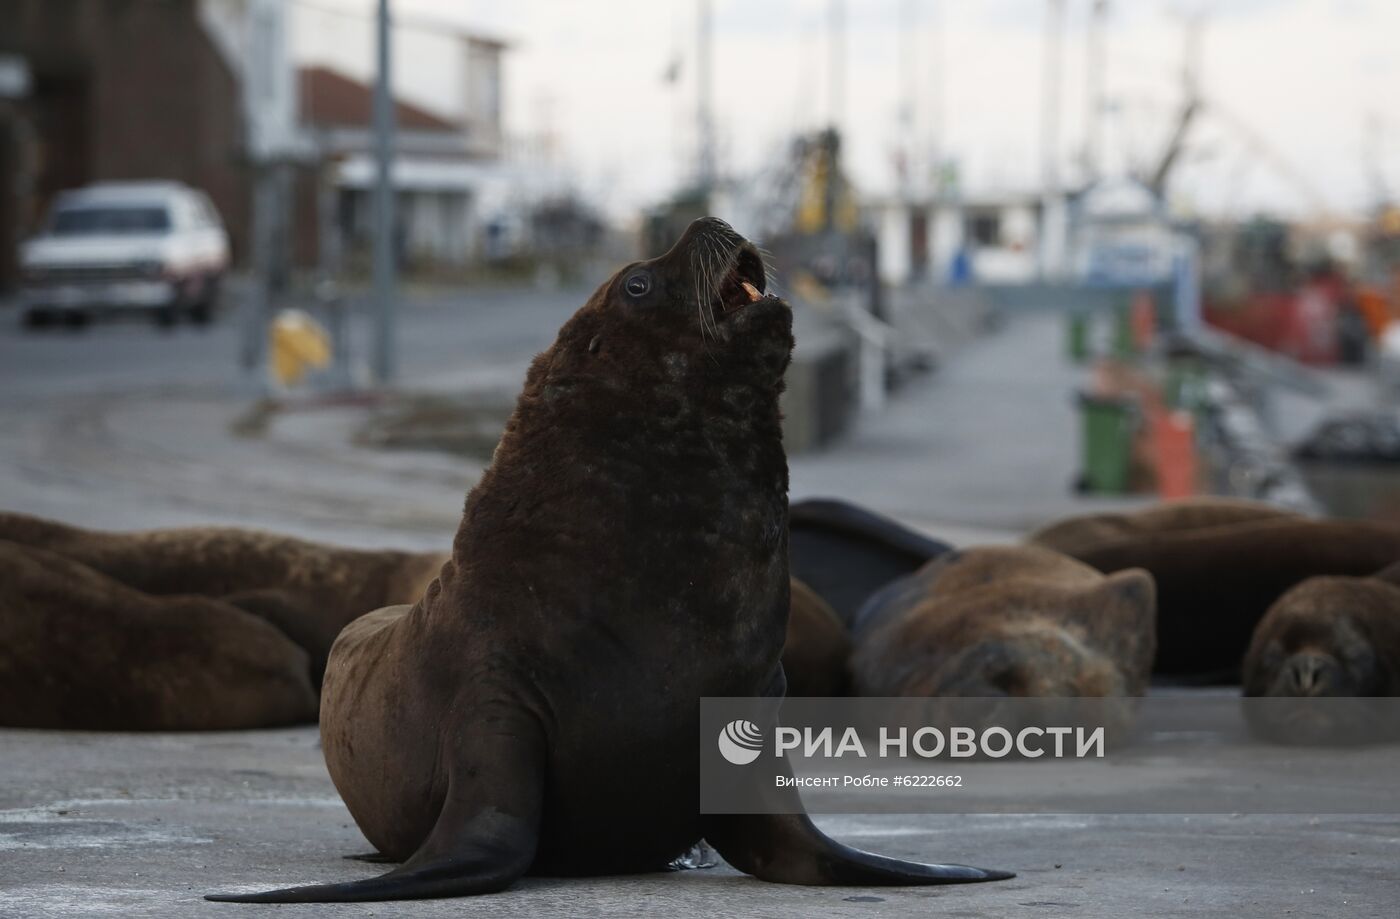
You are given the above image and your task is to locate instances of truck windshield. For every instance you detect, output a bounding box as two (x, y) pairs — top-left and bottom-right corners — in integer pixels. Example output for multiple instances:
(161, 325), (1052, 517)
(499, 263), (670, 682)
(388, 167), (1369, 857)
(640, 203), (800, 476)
(49, 206), (172, 236)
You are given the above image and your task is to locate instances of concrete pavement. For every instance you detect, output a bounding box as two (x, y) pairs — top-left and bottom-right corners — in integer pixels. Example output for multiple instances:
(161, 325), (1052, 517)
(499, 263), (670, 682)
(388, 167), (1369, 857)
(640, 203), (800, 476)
(3, 726), (1396, 918)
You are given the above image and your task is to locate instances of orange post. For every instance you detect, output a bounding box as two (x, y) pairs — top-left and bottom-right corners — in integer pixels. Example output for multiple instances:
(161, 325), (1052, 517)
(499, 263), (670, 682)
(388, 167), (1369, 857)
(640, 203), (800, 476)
(1152, 409), (1197, 499)
(1131, 290), (1156, 351)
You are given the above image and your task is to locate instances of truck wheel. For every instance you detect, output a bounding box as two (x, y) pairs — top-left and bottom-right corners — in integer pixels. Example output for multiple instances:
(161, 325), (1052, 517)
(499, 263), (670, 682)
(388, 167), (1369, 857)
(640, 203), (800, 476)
(22, 309), (53, 329)
(63, 311), (90, 330)
(153, 307), (178, 329)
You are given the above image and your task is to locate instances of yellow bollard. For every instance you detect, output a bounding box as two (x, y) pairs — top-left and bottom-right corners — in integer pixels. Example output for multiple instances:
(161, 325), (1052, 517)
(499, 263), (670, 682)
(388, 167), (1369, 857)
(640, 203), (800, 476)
(270, 309), (332, 386)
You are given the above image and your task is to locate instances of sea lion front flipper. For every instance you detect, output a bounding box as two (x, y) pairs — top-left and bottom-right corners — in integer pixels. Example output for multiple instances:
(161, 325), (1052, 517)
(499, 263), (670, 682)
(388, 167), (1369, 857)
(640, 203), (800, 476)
(343, 852), (398, 864)
(702, 812), (1013, 886)
(206, 722), (545, 903)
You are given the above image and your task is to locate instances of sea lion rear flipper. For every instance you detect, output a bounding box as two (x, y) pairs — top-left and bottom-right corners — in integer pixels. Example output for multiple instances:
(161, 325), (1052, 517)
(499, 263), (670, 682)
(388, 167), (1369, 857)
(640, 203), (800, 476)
(789, 498), (955, 626)
(702, 812), (1013, 886)
(205, 723), (545, 903)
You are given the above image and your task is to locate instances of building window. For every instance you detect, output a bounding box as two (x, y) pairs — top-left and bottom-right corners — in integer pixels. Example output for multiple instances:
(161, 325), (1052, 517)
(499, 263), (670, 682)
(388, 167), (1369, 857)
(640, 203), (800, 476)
(967, 212), (1001, 248)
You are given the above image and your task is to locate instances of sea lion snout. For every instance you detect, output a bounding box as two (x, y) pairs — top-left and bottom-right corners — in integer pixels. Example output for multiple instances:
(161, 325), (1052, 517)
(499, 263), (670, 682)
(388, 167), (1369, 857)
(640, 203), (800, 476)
(1282, 651), (1339, 696)
(651, 217), (775, 327)
(595, 217), (789, 373)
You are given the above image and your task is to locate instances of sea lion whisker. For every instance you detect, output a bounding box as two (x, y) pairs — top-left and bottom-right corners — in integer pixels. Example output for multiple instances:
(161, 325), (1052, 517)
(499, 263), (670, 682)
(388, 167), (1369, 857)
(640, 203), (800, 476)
(692, 247), (714, 348)
(697, 236), (724, 351)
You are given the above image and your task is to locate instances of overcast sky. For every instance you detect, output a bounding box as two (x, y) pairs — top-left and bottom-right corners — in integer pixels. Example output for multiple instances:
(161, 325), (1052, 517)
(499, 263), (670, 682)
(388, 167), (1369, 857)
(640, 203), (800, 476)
(294, 0), (1400, 221)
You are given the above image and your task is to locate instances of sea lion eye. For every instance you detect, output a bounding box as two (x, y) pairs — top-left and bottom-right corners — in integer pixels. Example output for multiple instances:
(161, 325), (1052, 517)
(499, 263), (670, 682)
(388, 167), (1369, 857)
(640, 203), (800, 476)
(624, 273), (652, 298)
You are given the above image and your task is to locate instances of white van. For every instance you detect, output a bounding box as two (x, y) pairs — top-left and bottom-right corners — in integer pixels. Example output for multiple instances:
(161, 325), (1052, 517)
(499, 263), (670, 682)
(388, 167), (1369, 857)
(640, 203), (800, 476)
(19, 181), (230, 328)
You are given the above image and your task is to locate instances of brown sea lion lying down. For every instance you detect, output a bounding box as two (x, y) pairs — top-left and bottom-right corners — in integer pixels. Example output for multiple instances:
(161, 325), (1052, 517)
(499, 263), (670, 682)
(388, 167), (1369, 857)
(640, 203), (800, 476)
(0, 512), (445, 729)
(1244, 562), (1400, 698)
(1242, 563), (1400, 743)
(1027, 497), (1301, 558)
(782, 578), (852, 697)
(1029, 503), (1400, 678)
(0, 542), (318, 730)
(850, 545), (1155, 699)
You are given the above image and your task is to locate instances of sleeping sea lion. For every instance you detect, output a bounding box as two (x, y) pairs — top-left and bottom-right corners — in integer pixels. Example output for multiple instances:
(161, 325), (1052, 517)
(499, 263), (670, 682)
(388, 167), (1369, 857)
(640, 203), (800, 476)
(0, 511), (445, 689)
(851, 545), (1155, 700)
(1039, 514), (1400, 678)
(1244, 561), (1400, 698)
(1027, 497), (1301, 558)
(1242, 562), (1400, 743)
(0, 541), (317, 729)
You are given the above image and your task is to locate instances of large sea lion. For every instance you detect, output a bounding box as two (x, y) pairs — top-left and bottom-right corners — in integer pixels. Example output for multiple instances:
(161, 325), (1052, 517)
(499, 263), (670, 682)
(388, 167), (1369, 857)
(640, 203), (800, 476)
(0, 541), (317, 729)
(782, 577), (852, 697)
(207, 218), (1010, 902)
(1027, 497), (1301, 558)
(789, 498), (953, 627)
(850, 546), (1155, 699)
(1035, 511), (1400, 678)
(0, 512), (444, 689)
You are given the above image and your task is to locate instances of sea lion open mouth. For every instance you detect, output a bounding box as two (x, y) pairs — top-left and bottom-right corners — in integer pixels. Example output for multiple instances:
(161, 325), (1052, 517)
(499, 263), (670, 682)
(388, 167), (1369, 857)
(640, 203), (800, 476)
(712, 243), (768, 322)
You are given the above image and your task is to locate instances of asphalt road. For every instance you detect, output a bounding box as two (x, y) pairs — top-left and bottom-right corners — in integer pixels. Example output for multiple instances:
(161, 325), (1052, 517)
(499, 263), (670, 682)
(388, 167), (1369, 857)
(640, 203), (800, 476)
(0, 282), (589, 399)
(0, 281), (1135, 542)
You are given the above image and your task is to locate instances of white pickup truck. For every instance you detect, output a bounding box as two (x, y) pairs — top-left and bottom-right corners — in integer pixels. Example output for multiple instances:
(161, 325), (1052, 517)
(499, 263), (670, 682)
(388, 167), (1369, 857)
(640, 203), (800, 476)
(19, 181), (230, 328)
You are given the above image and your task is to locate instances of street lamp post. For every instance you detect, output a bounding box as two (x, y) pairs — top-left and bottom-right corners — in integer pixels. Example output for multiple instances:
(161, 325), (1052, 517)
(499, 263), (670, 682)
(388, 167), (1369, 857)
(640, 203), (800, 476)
(371, 0), (398, 385)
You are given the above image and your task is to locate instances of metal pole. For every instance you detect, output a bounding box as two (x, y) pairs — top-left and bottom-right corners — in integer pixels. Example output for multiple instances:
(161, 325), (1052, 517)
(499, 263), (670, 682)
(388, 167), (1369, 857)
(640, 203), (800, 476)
(696, 0), (715, 195)
(1040, 0), (1064, 279)
(242, 164), (274, 390)
(898, 0), (916, 198)
(827, 0), (845, 137)
(371, 0), (397, 385)
(928, 0), (943, 172)
(1041, 0), (1063, 198)
(1085, 0), (1108, 181)
(240, 0), (278, 393)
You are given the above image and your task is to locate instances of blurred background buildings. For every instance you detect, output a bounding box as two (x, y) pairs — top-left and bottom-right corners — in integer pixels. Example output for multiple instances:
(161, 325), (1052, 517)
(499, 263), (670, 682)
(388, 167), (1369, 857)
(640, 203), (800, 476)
(1, 0), (1399, 539)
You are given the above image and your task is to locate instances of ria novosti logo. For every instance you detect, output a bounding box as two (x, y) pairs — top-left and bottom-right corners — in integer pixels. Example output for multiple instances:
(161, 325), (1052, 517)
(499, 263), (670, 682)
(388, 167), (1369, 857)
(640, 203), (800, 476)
(717, 719), (765, 765)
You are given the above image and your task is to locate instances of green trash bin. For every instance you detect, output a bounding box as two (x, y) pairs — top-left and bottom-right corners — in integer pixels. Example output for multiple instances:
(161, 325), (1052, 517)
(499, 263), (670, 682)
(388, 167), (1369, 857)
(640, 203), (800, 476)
(1111, 302), (1135, 359)
(1078, 392), (1137, 495)
(1067, 312), (1091, 363)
